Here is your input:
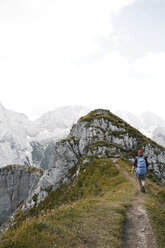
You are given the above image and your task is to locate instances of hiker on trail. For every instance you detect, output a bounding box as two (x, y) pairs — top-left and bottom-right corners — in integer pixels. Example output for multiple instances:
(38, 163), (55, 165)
(132, 150), (149, 193)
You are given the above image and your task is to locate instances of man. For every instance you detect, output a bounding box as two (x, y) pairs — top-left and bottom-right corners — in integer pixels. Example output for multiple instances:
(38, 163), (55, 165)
(132, 150), (148, 193)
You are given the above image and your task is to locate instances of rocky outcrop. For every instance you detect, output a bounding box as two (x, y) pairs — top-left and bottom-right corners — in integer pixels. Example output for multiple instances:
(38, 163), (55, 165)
(0, 165), (42, 225)
(22, 138), (80, 211)
(21, 109), (165, 213)
(0, 103), (90, 169)
(116, 110), (165, 148)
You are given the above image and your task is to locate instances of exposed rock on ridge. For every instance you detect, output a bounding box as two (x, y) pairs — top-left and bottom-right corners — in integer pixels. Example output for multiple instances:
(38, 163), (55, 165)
(21, 109), (165, 213)
(0, 165), (43, 225)
(116, 110), (165, 148)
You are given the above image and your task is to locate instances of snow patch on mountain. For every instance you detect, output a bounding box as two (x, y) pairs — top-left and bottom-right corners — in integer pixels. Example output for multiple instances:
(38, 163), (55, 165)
(0, 103), (90, 168)
(116, 110), (165, 147)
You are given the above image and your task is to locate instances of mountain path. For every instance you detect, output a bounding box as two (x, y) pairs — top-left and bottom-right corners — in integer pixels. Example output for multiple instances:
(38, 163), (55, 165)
(111, 158), (158, 248)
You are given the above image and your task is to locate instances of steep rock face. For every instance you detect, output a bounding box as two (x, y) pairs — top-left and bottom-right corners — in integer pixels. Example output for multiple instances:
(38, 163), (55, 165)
(0, 103), (35, 167)
(22, 109), (165, 212)
(0, 103), (90, 168)
(0, 165), (42, 225)
(23, 138), (80, 210)
(116, 110), (165, 148)
(68, 111), (165, 181)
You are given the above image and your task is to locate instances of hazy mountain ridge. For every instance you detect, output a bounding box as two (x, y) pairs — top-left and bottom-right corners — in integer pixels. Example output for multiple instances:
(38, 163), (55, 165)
(0, 103), (90, 168)
(0, 103), (34, 167)
(1, 102), (165, 170)
(116, 110), (165, 147)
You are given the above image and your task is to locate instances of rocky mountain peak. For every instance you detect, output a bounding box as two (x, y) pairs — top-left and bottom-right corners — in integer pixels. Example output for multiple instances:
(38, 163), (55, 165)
(1, 109), (165, 248)
(16, 109), (165, 214)
(116, 110), (165, 147)
(0, 104), (90, 168)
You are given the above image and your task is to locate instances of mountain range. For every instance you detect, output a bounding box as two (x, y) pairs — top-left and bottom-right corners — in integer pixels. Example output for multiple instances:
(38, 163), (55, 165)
(0, 103), (90, 168)
(0, 109), (164, 248)
(116, 111), (165, 148)
(1, 102), (165, 170)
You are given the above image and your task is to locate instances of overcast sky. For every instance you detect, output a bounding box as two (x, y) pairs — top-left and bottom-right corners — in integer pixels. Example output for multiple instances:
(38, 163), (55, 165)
(0, 0), (165, 120)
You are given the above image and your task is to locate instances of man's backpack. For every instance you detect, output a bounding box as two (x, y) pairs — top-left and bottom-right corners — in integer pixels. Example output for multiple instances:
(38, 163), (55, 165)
(136, 156), (147, 175)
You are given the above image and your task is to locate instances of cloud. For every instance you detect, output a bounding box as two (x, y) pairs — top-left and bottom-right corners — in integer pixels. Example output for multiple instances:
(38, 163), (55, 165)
(152, 0), (165, 2)
(1, 0), (165, 120)
(0, 0), (136, 61)
(0, 1), (137, 88)
(130, 52), (165, 80)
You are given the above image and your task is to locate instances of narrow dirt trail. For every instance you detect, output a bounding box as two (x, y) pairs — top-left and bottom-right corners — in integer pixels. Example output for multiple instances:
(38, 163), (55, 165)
(112, 158), (158, 248)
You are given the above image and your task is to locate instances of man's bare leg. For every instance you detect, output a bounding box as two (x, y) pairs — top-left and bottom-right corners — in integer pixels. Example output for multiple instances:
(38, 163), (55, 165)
(142, 181), (145, 187)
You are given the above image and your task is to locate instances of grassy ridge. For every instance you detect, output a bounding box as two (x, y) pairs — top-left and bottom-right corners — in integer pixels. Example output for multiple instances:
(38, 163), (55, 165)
(0, 159), (136, 248)
(1, 158), (164, 248)
(118, 158), (165, 248)
(79, 109), (165, 158)
(145, 183), (165, 248)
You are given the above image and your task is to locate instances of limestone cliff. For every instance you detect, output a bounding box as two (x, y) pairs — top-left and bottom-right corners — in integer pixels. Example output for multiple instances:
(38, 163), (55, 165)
(0, 165), (42, 225)
(49, 109), (165, 180)
(21, 109), (165, 212)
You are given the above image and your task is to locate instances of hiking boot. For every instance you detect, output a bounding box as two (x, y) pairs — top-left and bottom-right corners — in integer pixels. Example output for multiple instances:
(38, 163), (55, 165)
(141, 186), (145, 193)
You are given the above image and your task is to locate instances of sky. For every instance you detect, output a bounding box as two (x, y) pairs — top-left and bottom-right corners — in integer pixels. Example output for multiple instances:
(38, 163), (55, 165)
(0, 0), (165, 120)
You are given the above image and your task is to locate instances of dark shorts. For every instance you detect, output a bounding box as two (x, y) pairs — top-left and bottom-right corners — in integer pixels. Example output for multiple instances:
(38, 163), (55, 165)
(136, 173), (146, 184)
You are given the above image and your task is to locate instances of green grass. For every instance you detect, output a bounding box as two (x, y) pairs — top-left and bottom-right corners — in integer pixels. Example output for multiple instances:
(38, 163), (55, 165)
(0, 164), (43, 176)
(79, 109), (165, 158)
(145, 183), (165, 248)
(1, 157), (164, 248)
(0, 158), (136, 248)
(89, 140), (123, 150)
(117, 158), (136, 177)
(1, 109), (165, 247)
(118, 157), (165, 248)
(62, 136), (79, 145)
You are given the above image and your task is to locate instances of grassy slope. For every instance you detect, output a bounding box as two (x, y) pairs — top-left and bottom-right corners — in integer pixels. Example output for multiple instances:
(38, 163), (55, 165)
(118, 158), (165, 248)
(0, 158), (136, 248)
(0, 158), (164, 248)
(1, 108), (165, 247)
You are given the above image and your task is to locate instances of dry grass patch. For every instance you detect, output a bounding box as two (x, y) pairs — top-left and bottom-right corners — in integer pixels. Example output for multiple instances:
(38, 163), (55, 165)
(0, 159), (136, 248)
